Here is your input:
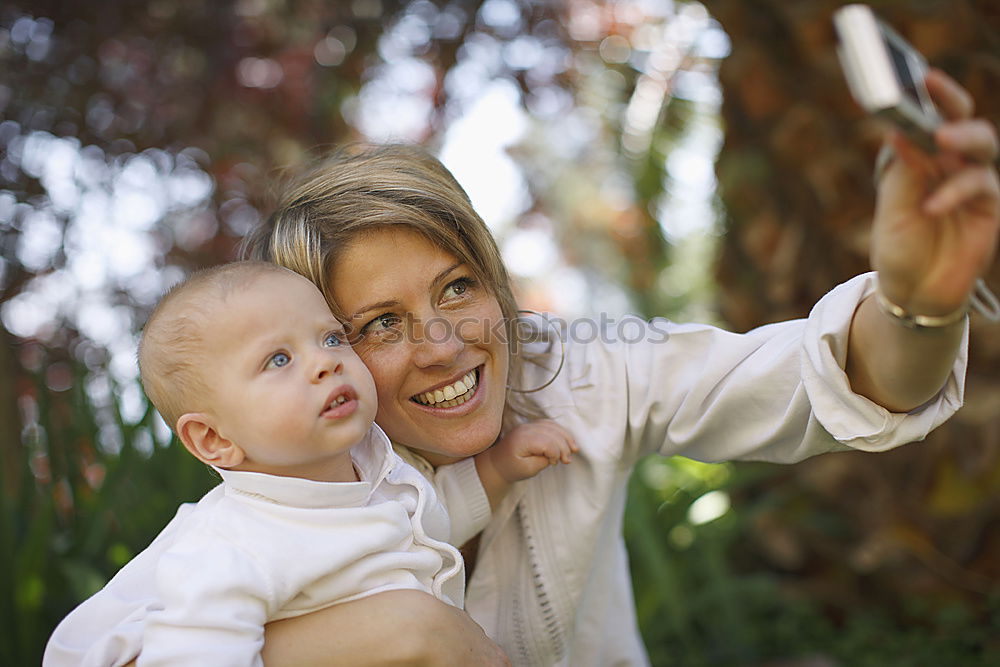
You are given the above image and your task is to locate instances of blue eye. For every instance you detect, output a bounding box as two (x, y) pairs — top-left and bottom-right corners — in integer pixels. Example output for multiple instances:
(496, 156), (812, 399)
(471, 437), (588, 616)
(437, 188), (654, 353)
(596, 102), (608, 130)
(267, 352), (291, 369)
(323, 331), (344, 347)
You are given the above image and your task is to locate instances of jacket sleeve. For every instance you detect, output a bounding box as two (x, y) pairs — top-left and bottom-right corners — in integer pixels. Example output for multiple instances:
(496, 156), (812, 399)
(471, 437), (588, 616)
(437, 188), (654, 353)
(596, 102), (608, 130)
(45, 595), (155, 667)
(137, 538), (273, 667)
(551, 273), (966, 468)
(426, 458), (492, 547)
(43, 492), (219, 667)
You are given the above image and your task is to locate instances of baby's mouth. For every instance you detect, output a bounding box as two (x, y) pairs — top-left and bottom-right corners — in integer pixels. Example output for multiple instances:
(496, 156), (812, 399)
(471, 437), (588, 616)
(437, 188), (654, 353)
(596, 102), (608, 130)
(321, 386), (358, 417)
(411, 367), (480, 408)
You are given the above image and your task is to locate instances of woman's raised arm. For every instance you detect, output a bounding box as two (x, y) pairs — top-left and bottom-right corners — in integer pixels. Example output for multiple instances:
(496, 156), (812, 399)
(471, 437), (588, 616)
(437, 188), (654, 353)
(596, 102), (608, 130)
(846, 69), (999, 412)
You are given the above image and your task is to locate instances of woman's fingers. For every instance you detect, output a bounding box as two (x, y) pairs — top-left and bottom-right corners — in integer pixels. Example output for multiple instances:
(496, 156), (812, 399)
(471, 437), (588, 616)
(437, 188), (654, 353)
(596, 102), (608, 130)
(888, 128), (936, 175)
(925, 164), (1000, 217)
(886, 117), (999, 205)
(925, 68), (974, 120)
(936, 119), (1000, 165)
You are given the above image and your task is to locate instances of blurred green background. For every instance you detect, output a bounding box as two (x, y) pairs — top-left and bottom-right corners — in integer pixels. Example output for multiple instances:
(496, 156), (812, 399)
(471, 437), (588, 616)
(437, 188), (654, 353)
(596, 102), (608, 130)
(2, 1), (1000, 665)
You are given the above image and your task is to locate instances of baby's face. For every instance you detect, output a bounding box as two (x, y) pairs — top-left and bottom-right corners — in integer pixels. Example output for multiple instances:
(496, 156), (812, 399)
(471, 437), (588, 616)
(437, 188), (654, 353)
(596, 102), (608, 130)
(200, 270), (378, 481)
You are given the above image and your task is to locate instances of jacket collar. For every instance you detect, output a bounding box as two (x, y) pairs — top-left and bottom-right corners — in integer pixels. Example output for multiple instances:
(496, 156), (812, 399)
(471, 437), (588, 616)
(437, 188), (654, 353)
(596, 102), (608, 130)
(214, 425), (395, 509)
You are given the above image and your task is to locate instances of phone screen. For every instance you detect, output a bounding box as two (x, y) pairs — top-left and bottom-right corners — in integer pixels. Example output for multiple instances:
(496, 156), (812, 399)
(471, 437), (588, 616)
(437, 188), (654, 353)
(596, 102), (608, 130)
(886, 38), (920, 104)
(883, 29), (937, 119)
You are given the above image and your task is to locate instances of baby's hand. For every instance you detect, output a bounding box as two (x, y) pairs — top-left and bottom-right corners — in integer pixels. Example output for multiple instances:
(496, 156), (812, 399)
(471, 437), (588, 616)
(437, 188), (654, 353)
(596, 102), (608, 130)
(487, 420), (578, 483)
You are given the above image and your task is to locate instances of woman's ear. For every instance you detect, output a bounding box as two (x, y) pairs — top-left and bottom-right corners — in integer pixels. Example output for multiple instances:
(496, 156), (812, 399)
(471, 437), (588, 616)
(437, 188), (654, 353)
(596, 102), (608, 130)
(176, 413), (246, 468)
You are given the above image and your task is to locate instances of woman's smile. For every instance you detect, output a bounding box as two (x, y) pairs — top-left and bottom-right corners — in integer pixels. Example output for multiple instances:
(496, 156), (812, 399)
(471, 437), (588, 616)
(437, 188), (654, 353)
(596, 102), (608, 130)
(410, 365), (483, 410)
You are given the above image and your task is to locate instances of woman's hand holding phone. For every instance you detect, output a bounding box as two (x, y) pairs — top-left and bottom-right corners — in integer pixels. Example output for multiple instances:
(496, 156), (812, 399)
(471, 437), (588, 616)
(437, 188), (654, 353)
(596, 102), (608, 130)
(870, 68), (999, 319)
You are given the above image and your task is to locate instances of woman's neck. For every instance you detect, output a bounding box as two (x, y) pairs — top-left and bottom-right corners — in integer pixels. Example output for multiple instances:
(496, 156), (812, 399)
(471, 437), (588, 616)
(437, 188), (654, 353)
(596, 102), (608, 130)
(414, 450), (466, 468)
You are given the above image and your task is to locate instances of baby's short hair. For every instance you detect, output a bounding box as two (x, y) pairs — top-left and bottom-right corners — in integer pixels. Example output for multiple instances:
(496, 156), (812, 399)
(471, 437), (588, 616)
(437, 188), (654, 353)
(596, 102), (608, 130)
(138, 261), (294, 432)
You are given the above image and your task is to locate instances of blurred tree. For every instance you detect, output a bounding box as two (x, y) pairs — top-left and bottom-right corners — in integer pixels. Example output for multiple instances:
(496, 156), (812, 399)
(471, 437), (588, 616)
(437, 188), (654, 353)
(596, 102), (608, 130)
(698, 0), (1000, 661)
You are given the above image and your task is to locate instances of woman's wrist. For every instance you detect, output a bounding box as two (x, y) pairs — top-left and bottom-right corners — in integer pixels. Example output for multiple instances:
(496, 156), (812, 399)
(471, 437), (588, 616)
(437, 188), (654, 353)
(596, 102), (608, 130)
(874, 276), (1000, 329)
(873, 282), (969, 330)
(847, 292), (965, 413)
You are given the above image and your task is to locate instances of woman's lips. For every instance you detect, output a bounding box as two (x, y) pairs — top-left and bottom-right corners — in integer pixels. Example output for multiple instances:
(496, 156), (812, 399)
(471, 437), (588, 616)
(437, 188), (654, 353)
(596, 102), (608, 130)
(411, 367), (479, 406)
(409, 366), (484, 414)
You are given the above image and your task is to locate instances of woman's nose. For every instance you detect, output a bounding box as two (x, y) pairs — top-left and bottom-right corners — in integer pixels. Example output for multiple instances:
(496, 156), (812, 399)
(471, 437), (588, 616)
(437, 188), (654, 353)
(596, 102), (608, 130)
(412, 316), (464, 368)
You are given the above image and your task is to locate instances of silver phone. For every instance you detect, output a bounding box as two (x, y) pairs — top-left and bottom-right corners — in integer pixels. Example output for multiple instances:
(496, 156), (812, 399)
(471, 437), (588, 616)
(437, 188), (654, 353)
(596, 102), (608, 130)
(833, 4), (941, 152)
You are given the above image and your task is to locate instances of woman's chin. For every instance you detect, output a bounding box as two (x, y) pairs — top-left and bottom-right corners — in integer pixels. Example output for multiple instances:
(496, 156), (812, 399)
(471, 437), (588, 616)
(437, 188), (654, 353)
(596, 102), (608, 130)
(390, 410), (501, 465)
(409, 423), (500, 466)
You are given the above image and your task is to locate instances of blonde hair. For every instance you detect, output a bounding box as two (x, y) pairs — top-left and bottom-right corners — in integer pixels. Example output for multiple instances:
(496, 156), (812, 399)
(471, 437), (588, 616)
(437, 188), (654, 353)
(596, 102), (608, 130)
(243, 143), (525, 374)
(138, 261), (291, 431)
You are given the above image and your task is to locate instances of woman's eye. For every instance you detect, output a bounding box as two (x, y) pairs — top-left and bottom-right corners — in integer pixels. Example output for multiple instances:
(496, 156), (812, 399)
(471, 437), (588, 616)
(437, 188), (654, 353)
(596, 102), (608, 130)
(359, 313), (402, 337)
(323, 332), (344, 348)
(443, 278), (473, 299)
(266, 352), (291, 369)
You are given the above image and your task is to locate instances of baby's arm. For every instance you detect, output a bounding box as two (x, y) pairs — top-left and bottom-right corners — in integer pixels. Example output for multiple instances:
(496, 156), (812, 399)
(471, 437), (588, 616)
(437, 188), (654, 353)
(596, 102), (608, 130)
(138, 541), (270, 667)
(475, 420), (578, 509)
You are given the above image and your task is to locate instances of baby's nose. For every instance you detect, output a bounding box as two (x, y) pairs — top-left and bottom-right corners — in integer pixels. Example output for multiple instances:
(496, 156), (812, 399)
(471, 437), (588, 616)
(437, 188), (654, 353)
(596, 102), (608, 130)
(315, 357), (344, 380)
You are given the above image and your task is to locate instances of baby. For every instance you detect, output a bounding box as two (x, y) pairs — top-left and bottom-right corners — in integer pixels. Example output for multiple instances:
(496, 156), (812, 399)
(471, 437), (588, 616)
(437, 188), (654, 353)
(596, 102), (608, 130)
(44, 261), (575, 667)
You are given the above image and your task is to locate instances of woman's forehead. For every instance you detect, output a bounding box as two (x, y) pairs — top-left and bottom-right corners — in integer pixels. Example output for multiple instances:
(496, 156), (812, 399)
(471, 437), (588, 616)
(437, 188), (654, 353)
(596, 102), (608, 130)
(341, 226), (455, 259)
(330, 228), (463, 310)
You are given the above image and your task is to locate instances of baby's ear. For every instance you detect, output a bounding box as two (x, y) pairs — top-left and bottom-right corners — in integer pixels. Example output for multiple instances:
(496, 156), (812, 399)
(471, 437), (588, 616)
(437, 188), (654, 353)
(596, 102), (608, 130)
(176, 413), (245, 468)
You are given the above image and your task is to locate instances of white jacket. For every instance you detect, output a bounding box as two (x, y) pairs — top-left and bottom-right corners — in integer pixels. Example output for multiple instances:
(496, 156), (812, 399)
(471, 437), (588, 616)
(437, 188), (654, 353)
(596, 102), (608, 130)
(412, 273), (963, 666)
(43, 426), (489, 667)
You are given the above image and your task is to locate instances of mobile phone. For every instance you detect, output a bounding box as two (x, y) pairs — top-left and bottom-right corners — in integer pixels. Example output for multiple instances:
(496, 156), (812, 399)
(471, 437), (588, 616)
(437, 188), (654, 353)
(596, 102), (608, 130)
(833, 4), (941, 153)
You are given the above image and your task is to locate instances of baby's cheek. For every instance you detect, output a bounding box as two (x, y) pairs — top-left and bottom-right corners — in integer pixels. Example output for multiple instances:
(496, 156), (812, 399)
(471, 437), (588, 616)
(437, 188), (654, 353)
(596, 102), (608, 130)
(361, 351), (409, 404)
(374, 389), (397, 424)
(359, 384), (380, 425)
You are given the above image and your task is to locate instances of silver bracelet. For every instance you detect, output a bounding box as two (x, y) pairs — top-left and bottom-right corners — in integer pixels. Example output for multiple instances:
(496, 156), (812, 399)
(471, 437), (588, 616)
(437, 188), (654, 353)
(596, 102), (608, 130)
(874, 287), (968, 329)
(875, 279), (1000, 329)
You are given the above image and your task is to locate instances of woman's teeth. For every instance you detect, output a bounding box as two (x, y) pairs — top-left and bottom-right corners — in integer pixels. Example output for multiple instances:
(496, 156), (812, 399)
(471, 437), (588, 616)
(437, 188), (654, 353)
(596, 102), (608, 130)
(414, 370), (477, 407)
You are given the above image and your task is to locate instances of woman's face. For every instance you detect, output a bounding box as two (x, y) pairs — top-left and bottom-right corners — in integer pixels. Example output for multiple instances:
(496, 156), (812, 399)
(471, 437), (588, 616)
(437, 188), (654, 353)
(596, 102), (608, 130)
(329, 227), (510, 464)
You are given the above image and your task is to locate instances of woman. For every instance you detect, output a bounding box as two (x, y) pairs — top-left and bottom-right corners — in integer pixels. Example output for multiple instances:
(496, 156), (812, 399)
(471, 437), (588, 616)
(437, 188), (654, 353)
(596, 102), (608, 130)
(247, 70), (998, 666)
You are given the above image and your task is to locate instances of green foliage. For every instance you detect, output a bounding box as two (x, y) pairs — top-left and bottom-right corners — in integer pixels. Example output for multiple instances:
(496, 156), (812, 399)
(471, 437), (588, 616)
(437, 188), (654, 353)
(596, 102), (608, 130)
(624, 456), (1000, 666)
(0, 355), (215, 666)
